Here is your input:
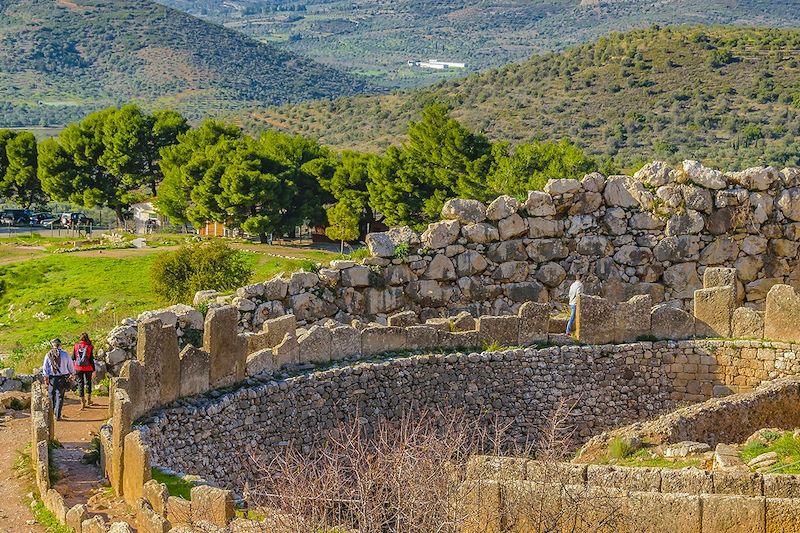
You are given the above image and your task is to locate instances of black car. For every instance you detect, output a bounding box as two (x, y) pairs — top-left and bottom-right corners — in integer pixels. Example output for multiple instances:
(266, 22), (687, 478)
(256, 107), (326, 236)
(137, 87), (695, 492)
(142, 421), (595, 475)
(29, 212), (54, 225)
(60, 213), (95, 227)
(0, 209), (31, 225)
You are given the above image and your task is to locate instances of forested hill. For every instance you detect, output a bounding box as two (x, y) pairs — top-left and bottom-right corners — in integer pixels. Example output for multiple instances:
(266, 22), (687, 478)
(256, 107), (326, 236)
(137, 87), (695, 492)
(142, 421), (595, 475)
(157, 0), (800, 88)
(245, 27), (800, 170)
(0, 0), (371, 127)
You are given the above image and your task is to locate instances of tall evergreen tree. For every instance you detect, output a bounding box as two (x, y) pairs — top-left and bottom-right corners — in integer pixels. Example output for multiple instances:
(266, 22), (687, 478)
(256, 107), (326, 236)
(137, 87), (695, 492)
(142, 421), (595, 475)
(0, 130), (46, 209)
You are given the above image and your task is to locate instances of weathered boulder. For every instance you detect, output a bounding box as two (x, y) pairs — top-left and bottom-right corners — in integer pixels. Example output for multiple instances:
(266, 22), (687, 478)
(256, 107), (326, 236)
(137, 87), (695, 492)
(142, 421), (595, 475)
(341, 265), (371, 287)
(297, 325), (332, 364)
(505, 281), (548, 303)
(577, 235), (613, 257)
(694, 286), (736, 338)
(699, 237), (739, 266)
(653, 236), (699, 263)
(683, 185), (713, 214)
(601, 208), (628, 235)
(524, 191), (556, 216)
(488, 239), (528, 262)
(613, 245), (653, 266)
(526, 239), (569, 262)
(486, 195), (520, 220)
(666, 210), (705, 235)
(462, 222), (499, 243)
(424, 254), (457, 280)
(741, 236), (768, 256)
(581, 171), (606, 192)
(442, 199), (487, 224)
(497, 213), (527, 240)
(421, 219), (461, 249)
(527, 218), (564, 238)
(764, 284), (800, 342)
(455, 250), (488, 277)
(682, 160), (727, 189)
(518, 302), (549, 345)
(477, 315), (519, 346)
(651, 305), (694, 340)
(634, 160), (675, 187)
(727, 166), (778, 191)
(603, 176), (638, 207)
(544, 178), (582, 195)
(576, 294), (615, 344)
(492, 261), (529, 283)
(535, 262), (566, 288)
(731, 307), (764, 339)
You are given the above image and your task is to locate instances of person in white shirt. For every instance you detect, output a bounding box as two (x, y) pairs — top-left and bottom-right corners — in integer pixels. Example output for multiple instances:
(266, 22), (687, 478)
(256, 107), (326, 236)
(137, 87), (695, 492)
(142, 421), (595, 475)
(565, 273), (584, 336)
(42, 338), (75, 421)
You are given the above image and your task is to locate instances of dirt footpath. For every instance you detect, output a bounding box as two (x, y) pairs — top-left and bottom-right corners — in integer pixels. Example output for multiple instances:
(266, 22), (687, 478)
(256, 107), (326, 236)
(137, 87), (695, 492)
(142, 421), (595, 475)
(0, 411), (45, 533)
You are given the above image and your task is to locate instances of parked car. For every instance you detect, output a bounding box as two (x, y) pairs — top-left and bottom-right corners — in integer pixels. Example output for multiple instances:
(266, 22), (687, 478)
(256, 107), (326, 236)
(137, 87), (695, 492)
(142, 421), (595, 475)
(0, 209), (31, 225)
(60, 212), (95, 227)
(29, 212), (54, 225)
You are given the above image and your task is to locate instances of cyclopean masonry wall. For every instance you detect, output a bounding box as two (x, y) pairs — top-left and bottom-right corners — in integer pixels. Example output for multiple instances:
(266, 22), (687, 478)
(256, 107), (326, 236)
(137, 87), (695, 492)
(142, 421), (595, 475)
(462, 452), (800, 533)
(87, 280), (800, 531)
(103, 160), (800, 369)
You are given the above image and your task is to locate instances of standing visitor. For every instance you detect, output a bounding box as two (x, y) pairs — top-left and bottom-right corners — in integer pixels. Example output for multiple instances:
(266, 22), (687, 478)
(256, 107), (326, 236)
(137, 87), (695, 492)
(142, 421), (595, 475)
(565, 273), (584, 337)
(72, 333), (95, 410)
(42, 338), (74, 421)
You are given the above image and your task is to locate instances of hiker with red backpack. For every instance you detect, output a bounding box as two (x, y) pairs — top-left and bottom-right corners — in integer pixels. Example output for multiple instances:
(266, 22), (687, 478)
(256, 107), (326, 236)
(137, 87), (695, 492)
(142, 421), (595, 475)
(72, 333), (96, 410)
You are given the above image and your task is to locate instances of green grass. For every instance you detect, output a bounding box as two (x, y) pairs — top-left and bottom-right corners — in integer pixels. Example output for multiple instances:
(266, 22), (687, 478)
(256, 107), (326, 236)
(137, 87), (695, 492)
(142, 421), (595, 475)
(0, 242), (337, 373)
(740, 431), (800, 474)
(151, 468), (193, 500)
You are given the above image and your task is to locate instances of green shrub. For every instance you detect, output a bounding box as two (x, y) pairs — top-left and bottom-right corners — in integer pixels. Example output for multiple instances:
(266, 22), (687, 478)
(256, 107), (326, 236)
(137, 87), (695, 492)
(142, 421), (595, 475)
(607, 437), (634, 460)
(150, 241), (253, 304)
(347, 248), (370, 261)
(393, 242), (410, 259)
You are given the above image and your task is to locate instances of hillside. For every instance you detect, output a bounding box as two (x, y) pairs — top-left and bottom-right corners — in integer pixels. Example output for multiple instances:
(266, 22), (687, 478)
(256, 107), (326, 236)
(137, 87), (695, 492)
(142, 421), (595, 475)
(0, 0), (371, 127)
(243, 27), (800, 170)
(157, 0), (800, 87)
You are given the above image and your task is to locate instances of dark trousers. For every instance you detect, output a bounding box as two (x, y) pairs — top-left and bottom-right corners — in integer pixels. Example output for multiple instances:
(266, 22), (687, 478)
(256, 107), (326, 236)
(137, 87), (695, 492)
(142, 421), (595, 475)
(76, 370), (92, 397)
(48, 375), (68, 420)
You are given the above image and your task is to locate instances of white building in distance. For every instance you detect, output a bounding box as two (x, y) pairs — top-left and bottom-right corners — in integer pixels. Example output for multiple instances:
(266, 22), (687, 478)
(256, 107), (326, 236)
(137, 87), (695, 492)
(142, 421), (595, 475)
(407, 59), (467, 69)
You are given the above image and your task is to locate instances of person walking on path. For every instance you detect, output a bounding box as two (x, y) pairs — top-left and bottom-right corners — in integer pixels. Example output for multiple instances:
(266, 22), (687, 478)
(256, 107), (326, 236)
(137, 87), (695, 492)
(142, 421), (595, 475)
(42, 338), (74, 421)
(565, 273), (584, 337)
(72, 333), (95, 410)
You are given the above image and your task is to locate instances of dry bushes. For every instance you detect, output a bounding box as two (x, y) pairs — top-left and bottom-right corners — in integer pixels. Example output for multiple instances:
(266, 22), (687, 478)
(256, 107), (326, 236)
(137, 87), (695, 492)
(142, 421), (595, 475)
(248, 402), (620, 533)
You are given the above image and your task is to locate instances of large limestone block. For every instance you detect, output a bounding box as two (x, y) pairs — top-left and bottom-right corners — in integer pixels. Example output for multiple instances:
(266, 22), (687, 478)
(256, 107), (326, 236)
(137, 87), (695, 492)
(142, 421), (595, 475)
(43, 489), (67, 523)
(576, 294), (616, 345)
(190, 485), (235, 527)
(110, 389), (132, 495)
(732, 307), (765, 339)
(504, 281), (548, 303)
(421, 219), (460, 249)
(764, 285), (800, 342)
(459, 480), (501, 533)
(614, 295), (651, 343)
(82, 516), (108, 533)
(455, 250), (488, 277)
(704, 267), (737, 290)
(288, 292), (336, 321)
(441, 198), (487, 224)
(651, 304), (695, 340)
(778, 187), (800, 222)
(603, 175), (638, 207)
(660, 467), (713, 494)
(137, 503), (169, 533)
(179, 345), (210, 397)
(261, 315), (297, 348)
(122, 431), (151, 507)
(158, 325), (180, 406)
(586, 465), (661, 492)
(713, 471), (764, 496)
(498, 213), (527, 240)
(764, 475), (800, 498)
(701, 494), (765, 533)
(683, 160), (727, 189)
(486, 195), (520, 220)
(246, 348), (276, 376)
(65, 504), (89, 533)
(462, 222), (499, 243)
(767, 497), (800, 533)
(694, 286), (736, 338)
(524, 191), (556, 216)
(340, 265), (371, 287)
(143, 479), (169, 516)
(330, 326), (361, 360)
(616, 492), (702, 533)
(424, 254), (457, 280)
(477, 316), (520, 347)
(517, 302), (549, 345)
(297, 325), (332, 364)
(361, 326), (406, 356)
(204, 306), (247, 388)
(272, 334), (298, 368)
(527, 218), (564, 238)
(438, 330), (479, 349)
(405, 326), (438, 351)
(167, 496), (192, 526)
(500, 480), (561, 533)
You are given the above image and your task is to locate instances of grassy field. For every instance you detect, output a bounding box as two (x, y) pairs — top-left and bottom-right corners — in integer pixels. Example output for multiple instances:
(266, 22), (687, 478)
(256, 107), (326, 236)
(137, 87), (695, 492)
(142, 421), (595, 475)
(0, 238), (338, 373)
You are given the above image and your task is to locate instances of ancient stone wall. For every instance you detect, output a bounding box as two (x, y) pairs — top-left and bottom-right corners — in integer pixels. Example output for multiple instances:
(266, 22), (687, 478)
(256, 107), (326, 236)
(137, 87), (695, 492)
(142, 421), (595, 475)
(139, 339), (799, 492)
(464, 455), (800, 532)
(104, 160), (800, 368)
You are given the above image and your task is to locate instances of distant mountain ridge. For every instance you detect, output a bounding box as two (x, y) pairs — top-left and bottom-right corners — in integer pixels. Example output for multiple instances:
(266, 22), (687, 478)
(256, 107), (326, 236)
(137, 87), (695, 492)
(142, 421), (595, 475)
(156, 0), (800, 87)
(0, 0), (372, 127)
(243, 26), (800, 170)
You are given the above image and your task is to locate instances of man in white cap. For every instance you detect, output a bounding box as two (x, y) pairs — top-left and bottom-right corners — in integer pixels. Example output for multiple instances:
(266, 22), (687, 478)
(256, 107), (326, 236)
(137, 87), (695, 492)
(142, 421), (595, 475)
(42, 338), (75, 421)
